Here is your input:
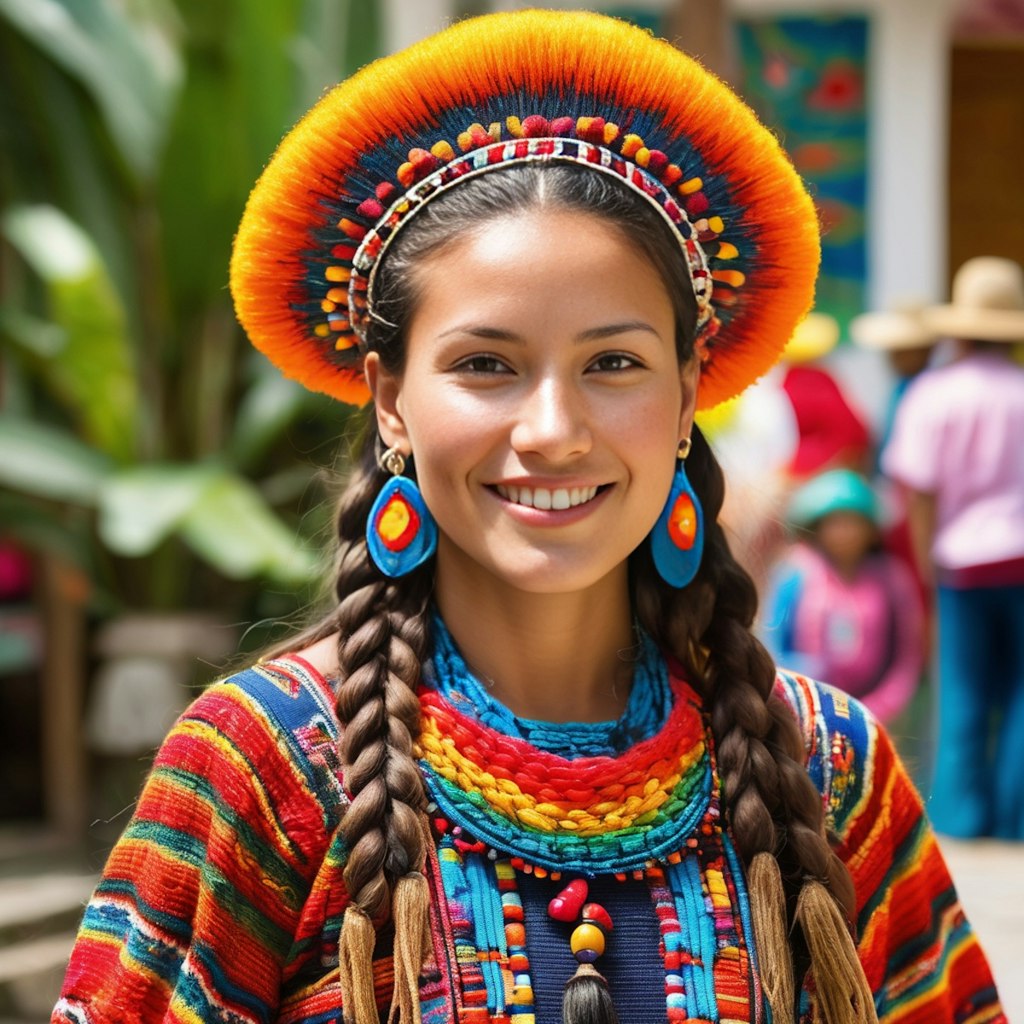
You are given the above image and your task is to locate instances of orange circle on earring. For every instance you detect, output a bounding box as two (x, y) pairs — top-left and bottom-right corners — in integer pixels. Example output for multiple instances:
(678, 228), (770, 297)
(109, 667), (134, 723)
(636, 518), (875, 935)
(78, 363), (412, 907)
(570, 923), (606, 957)
(668, 492), (698, 550)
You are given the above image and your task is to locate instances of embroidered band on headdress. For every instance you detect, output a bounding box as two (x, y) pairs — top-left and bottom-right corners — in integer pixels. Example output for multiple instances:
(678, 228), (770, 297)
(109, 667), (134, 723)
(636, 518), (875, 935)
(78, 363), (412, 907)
(230, 9), (821, 410)
(353, 137), (714, 343)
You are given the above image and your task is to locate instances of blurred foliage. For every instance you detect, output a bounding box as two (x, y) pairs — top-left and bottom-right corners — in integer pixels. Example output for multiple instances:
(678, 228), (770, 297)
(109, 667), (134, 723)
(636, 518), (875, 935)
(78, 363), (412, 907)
(0, 0), (382, 624)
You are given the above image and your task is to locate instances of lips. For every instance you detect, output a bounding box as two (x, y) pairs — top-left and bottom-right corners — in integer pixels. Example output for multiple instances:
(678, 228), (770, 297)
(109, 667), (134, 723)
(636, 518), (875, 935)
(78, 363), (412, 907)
(494, 483), (601, 510)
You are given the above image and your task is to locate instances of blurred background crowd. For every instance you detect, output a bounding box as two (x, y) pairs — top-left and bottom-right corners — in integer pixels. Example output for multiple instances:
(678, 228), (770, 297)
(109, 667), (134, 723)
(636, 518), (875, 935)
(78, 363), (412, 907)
(0, 0), (1022, 1017)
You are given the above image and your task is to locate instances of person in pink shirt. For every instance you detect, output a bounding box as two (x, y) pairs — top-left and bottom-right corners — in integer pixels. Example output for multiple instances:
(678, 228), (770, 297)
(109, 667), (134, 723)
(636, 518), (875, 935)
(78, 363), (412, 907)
(881, 256), (1024, 839)
(762, 469), (924, 725)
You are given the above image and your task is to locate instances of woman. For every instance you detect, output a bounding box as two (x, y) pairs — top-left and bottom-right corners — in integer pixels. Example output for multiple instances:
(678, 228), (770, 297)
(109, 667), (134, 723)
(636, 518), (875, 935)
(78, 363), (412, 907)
(53, 10), (1003, 1024)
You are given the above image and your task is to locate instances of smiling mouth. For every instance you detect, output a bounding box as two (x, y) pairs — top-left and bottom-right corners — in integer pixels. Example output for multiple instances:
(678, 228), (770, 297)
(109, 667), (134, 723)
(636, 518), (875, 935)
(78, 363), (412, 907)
(494, 484), (602, 510)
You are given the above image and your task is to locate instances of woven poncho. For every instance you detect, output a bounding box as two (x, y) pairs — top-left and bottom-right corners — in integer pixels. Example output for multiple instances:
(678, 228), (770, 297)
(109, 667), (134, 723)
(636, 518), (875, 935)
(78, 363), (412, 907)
(53, 656), (1004, 1023)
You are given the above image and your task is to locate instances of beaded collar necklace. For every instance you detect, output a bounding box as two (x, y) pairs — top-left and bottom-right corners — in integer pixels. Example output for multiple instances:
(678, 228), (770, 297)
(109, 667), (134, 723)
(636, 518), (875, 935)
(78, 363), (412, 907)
(414, 626), (765, 1023)
(418, 619), (711, 876)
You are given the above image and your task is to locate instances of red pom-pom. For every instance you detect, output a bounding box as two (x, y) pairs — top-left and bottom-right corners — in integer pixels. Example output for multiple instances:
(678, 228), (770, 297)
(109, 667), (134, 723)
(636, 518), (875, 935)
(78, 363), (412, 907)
(685, 192), (710, 217)
(408, 148), (440, 177)
(646, 149), (669, 175)
(550, 116), (575, 136)
(522, 115), (551, 137)
(577, 117), (606, 143)
(356, 198), (385, 219)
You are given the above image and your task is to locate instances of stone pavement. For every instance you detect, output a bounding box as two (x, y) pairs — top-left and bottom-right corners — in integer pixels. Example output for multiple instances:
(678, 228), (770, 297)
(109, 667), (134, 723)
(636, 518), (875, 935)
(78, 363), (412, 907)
(941, 837), (1024, 1021)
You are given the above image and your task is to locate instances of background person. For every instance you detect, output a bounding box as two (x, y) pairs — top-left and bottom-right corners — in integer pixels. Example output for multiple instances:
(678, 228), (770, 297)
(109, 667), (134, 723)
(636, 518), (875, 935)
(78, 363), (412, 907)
(882, 255), (1024, 841)
(761, 469), (925, 726)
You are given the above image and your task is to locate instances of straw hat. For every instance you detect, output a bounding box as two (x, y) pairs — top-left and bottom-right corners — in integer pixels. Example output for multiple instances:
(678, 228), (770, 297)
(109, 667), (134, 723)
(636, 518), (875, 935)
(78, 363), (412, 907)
(923, 256), (1024, 342)
(849, 309), (937, 351)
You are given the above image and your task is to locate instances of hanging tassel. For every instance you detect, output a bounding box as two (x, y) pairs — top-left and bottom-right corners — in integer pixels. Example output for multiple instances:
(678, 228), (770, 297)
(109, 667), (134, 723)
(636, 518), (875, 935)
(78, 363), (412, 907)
(747, 852), (796, 1024)
(795, 881), (878, 1024)
(562, 963), (620, 1024)
(339, 905), (379, 1024)
(561, 909), (619, 1024)
(388, 872), (432, 1024)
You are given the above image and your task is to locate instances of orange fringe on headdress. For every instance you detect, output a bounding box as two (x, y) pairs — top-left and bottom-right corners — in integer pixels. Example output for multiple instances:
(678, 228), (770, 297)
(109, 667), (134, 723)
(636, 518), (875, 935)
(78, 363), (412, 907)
(230, 9), (820, 410)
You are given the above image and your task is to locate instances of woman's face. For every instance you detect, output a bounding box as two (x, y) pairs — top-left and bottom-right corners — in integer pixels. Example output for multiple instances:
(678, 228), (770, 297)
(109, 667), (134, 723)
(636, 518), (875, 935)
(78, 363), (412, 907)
(367, 207), (698, 598)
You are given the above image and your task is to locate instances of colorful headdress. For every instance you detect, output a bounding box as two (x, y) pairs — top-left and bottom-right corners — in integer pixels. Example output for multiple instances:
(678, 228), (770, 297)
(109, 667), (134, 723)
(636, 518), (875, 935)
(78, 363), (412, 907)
(230, 9), (821, 411)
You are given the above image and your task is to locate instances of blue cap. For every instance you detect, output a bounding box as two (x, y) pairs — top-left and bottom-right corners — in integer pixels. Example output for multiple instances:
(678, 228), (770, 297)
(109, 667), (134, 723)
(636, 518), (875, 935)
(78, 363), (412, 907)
(787, 469), (879, 529)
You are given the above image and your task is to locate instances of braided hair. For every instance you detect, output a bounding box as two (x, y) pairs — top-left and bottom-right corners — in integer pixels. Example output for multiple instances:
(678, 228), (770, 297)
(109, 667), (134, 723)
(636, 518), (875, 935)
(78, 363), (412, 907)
(294, 163), (874, 1023)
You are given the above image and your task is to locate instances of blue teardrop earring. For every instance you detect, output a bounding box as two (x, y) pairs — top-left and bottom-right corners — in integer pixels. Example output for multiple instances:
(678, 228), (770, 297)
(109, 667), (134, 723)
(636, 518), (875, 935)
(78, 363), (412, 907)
(366, 447), (438, 578)
(649, 437), (704, 588)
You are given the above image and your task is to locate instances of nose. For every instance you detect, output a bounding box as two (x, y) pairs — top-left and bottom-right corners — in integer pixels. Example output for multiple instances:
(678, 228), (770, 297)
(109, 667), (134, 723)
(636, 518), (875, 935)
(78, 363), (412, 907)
(510, 375), (592, 461)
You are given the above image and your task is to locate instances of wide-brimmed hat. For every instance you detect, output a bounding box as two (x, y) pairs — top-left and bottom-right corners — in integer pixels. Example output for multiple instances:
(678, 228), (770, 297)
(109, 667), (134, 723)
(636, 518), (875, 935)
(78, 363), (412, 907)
(230, 9), (820, 411)
(849, 308), (938, 351)
(923, 256), (1024, 343)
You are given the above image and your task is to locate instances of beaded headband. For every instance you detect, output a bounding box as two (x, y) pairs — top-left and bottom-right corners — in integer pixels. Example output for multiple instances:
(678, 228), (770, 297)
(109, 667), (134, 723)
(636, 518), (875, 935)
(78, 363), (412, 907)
(230, 9), (821, 411)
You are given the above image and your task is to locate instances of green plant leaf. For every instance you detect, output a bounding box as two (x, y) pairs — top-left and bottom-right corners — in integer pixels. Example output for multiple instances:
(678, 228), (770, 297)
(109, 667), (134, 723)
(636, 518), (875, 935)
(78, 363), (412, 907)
(0, 306), (66, 358)
(179, 472), (320, 584)
(228, 368), (308, 471)
(2, 204), (139, 462)
(97, 462), (217, 556)
(0, 0), (183, 182)
(0, 415), (112, 503)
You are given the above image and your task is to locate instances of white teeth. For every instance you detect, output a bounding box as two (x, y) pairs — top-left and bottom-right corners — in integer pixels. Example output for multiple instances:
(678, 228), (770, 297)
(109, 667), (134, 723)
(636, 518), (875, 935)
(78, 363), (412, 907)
(496, 484), (600, 509)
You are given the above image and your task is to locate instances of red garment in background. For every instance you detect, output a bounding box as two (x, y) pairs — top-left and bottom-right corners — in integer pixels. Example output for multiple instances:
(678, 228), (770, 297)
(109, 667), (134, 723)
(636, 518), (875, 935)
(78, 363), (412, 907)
(782, 364), (871, 478)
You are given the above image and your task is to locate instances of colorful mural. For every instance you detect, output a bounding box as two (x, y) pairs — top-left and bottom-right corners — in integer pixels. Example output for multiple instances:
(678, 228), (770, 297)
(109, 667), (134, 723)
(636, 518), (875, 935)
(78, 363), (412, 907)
(736, 16), (869, 333)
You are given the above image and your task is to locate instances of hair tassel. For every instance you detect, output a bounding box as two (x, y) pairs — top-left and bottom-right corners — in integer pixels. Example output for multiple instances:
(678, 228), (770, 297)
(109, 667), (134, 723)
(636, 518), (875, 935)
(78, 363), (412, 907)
(747, 852), (796, 1024)
(562, 963), (620, 1024)
(339, 905), (379, 1024)
(387, 872), (432, 1024)
(795, 880), (878, 1024)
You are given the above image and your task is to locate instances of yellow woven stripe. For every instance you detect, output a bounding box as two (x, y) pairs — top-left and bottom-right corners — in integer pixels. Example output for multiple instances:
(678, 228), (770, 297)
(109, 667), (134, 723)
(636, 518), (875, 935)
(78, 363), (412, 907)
(419, 714), (704, 835)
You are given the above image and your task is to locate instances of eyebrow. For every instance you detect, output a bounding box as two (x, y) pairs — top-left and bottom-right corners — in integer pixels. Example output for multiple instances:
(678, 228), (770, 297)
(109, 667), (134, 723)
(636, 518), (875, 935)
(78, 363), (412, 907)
(436, 320), (662, 343)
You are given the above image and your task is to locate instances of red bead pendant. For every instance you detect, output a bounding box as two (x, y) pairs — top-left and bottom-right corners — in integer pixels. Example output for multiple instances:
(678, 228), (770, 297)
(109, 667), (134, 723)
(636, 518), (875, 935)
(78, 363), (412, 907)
(547, 879), (588, 922)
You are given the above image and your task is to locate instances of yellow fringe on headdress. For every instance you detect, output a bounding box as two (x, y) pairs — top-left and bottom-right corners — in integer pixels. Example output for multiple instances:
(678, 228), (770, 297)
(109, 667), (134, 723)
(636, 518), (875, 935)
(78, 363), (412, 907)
(231, 9), (819, 410)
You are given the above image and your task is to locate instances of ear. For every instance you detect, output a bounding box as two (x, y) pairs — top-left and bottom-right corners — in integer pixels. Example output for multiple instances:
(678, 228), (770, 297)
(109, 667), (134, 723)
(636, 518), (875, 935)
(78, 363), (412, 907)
(364, 352), (410, 453)
(677, 356), (701, 442)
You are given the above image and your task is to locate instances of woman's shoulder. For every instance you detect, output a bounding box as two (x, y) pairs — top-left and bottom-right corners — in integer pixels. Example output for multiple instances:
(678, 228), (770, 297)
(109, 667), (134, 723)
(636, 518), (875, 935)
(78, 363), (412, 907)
(178, 651), (346, 824)
(772, 670), (885, 835)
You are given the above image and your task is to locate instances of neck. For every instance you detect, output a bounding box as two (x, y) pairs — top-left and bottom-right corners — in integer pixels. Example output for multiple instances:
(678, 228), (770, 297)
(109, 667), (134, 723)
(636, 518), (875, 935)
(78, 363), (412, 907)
(434, 564), (637, 724)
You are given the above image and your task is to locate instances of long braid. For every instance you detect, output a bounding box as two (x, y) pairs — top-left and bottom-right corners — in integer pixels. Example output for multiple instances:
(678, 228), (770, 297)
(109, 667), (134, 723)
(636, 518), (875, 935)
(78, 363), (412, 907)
(327, 442), (434, 1023)
(636, 426), (874, 1024)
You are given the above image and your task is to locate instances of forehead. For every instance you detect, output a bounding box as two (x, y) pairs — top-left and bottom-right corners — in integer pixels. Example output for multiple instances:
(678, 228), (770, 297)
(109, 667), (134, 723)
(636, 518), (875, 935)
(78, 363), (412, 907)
(408, 207), (672, 316)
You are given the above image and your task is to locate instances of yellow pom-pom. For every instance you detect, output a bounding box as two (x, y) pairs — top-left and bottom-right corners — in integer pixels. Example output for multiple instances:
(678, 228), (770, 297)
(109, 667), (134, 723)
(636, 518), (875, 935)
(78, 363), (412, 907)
(431, 140), (455, 162)
(620, 133), (643, 158)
